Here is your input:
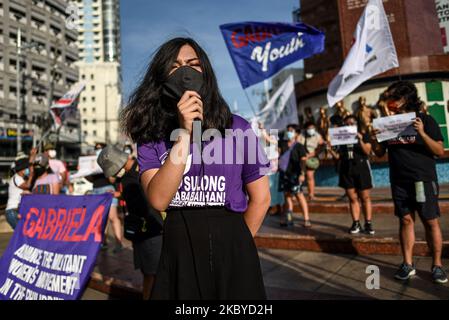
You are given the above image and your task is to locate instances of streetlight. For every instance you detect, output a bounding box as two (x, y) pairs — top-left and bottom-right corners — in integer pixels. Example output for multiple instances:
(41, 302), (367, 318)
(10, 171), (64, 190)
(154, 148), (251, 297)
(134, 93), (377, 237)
(15, 27), (41, 154)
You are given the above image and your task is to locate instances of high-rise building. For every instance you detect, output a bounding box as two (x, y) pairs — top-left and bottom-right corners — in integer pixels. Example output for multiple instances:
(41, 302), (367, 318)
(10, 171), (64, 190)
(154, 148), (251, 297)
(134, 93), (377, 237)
(296, 0), (449, 149)
(75, 0), (121, 149)
(0, 0), (80, 170)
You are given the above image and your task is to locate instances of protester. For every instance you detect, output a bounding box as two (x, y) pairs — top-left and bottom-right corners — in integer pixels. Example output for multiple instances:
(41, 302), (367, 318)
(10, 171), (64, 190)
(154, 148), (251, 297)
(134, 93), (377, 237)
(44, 142), (68, 192)
(297, 121), (325, 200)
(97, 145), (163, 300)
(370, 81), (447, 284)
(5, 152), (36, 229)
(327, 115), (374, 234)
(121, 37), (270, 299)
(31, 154), (60, 195)
(87, 142), (124, 252)
(278, 124), (310, 228)
(257, 122), (283, 216)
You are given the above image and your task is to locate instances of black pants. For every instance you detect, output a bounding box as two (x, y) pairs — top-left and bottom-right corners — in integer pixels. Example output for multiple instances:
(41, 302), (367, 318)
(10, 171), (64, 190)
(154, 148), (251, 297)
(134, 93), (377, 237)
(151, 207), (266, 300)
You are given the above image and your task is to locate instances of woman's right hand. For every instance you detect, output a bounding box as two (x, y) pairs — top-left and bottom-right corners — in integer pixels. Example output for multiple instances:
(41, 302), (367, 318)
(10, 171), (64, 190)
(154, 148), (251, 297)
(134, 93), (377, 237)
(177, 90), (203, 135)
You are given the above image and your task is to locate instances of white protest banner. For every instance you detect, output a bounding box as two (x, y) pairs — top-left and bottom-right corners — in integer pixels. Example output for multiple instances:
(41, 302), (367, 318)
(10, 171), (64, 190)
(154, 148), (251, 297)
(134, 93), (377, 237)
(255, 75), (298, 130)
(70, 155), (103, 180)
(329, 126), (358, 146)
(372, 112), (416, 142)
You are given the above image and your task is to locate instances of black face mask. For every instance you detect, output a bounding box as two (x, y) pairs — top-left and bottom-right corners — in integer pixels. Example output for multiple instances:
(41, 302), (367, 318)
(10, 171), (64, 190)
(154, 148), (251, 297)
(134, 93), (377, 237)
(162, 66), (204, 102)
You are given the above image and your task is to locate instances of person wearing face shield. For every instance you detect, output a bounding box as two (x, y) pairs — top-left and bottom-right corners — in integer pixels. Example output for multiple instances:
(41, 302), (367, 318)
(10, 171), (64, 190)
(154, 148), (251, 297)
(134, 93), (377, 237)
(121, 38), (270, 300)
(87, 142), (124, 252)
(370, 81), (447, 284)
(297, 122), (325, 201)
(278, 124), (310, 228)
(97, 145), (163, 300)
(327, 115), (374, 235)
(5, 150), (37, 229)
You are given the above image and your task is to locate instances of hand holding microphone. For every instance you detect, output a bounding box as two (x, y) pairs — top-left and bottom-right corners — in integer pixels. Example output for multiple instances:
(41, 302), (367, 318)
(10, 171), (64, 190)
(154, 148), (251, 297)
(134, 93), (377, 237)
(177, 90), (203, 135)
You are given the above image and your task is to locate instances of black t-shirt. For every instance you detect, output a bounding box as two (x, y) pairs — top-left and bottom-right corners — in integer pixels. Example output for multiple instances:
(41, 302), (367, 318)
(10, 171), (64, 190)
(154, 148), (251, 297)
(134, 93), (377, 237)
(90, 173), (111, 188)
(383, 112), (443, 183)
(121, 162), (163, 232)
(336, 132), (371, 162)
(284, 143), (307, 177)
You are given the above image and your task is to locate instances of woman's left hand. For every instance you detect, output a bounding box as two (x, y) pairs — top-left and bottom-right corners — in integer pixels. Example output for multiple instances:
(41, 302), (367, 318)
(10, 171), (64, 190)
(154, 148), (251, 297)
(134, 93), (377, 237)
(413, 117), (425, 136)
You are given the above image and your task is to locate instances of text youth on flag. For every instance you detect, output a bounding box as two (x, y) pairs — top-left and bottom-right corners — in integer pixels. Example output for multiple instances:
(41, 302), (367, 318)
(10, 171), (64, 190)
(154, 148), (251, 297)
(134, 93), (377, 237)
(0, 194), (112, 300)
(220, 22), (325, 89)
(50, 83), (85, 127)
(253, 75), (298, 130)
(327, 0), (399, 107)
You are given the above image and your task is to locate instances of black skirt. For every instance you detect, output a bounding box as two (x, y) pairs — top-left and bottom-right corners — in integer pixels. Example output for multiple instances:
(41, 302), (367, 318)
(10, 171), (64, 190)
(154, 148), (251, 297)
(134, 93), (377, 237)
(151, 207), (266, 300)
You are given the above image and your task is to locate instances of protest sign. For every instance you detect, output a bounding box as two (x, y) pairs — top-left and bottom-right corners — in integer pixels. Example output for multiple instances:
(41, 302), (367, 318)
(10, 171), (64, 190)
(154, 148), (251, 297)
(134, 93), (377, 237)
(372, 112), (416, 142)
(70, 155), (103, 180)
(0, 194), (112, 300)
(329, 126), (358, 146)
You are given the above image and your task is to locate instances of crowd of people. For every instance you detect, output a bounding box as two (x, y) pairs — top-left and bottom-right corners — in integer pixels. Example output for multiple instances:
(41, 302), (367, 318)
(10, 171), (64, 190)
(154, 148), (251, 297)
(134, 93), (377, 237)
(5, 142), (163, 300)
(259, 80), (447, 284)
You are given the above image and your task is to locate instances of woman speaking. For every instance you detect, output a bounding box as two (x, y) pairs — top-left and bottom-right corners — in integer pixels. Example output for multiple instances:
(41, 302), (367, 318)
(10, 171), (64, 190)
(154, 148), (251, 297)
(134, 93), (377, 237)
(121, 38), (271, 300)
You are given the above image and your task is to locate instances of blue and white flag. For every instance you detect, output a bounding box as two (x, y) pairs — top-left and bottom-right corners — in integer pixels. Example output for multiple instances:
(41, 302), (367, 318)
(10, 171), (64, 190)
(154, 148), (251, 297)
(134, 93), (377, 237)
(327, 0), (399, 107)
(220, 21), (325, 89)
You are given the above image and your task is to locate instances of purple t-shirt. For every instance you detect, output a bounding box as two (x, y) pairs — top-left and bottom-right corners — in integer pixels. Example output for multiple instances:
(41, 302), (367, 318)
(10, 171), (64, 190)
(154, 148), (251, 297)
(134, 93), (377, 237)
(137, 114), (270, 212)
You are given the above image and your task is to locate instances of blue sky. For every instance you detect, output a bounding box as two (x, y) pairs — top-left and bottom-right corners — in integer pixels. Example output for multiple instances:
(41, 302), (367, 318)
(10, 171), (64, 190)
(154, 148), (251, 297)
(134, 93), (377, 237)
(120, 0), (301, 119)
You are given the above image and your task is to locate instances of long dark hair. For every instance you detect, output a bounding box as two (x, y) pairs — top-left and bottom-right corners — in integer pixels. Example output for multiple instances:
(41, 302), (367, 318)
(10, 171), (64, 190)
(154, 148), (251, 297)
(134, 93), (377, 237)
(386, 81), (423, 112)
(121, 37), (233, 144)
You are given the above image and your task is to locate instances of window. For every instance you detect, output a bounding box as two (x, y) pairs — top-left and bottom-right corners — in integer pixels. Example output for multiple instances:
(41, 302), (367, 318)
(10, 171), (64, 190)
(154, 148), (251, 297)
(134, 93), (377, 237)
(83, 119), (87, 125)
(90, 74), (94, 80)
(83, 108), (87, 113)
(93, 130), (97, 136)
(91, 97), (95, 102)
(92, 119), (96, 124)
(81, 74), (85, 80)
(82, 97), (86, 102)
(92, 107), (96, 113)
(91, 85), (95, 90)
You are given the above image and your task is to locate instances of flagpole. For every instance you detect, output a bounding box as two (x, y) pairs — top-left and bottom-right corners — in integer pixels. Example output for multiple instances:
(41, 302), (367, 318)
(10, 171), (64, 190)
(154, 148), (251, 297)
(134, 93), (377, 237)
(243, 89), (258, 118)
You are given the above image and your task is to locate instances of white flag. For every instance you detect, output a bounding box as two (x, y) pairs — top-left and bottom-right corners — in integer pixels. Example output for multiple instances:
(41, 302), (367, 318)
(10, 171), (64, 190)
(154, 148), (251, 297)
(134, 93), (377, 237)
(50, 83), (85, 127)
(254, 75), (298, 130)
(51, 83), (85, 109)
(327, 0), (399, 108)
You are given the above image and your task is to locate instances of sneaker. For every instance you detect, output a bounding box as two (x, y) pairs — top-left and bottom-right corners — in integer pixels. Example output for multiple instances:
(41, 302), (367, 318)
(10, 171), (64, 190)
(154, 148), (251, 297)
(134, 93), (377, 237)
(394, 263), (416, 280)
(431, 266), (448, 284)
(349, 221), (362, 234)
(280, 211), (294, 227)
(364, 221), (375, 235)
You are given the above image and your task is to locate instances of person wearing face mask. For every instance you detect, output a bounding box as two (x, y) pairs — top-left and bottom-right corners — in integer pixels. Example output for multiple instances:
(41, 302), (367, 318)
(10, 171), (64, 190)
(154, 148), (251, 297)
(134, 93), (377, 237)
(121, 38), (270, 300)
(278, 124), (310, 228)
(44, 143), (68, 193)
(31, 153), (60, 195)
(327, 115), (374, 235)
(5, 151), (37, 229)
(297, 122), (325, 201)
(97, 145), (163, 300)
(86, 142), (124, 252)
(370, 81), (447, 284)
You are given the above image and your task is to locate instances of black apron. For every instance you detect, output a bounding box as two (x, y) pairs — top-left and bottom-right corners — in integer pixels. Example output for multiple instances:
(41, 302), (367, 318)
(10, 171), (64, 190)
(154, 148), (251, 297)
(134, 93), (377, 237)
(150, 207), (266, 300)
